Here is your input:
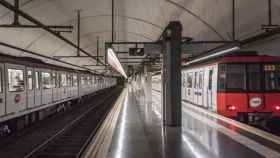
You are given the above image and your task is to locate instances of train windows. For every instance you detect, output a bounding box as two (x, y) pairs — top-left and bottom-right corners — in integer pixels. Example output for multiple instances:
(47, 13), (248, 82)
(8, 69), (24, 92)
(73, 75), (78, 86)
(208, 70), (213, 90)
(265, 64), (280, 91)
(35, 71), (40, 89)
(27, 70), (33, 90)
(247, 64), (261, 92)
(226, 64), (246, 91)
(61, 74), (67, 87)
(42, 72), (51, 89)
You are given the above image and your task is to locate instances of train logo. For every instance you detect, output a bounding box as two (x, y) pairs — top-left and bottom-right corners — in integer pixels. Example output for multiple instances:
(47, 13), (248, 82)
(249, 97), (262, 108)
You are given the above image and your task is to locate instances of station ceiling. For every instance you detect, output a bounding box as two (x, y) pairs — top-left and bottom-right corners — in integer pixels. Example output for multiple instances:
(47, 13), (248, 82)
(0, 0), (279, 74)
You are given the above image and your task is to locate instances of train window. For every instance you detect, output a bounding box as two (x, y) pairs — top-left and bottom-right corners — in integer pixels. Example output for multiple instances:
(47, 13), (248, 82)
(52, 73), (57, 88)
(194, 72), (198, 88)
(61, 74), (67, 87)
(247, 64), (261, 91)
(27, 70), (33, 90)
(67, 74), (72, 86)
(73, 75), (78, 86)
(81, 76), (85, 85)
(42, 72), (51, 89)
(199, 72), (203, 89)
(208, 70), (213, 90)
(226, 64), (246, 91)
(0, 69), (2, 93)
(8, 69), (24, 92)
(187, 73), (193, 88)
(35, 71), (40, 89)
(87, 76), (91, 85)
(265, 64), (280, 91)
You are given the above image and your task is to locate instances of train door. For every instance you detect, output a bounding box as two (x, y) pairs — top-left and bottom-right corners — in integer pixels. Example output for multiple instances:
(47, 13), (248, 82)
(207, 66), (217, 111)
(197, 71), (204, 106)
(186, 72), (193, 102)
(0, 64), (5, 116)
(42, 70), (52, 104)
(26, 68), (35, 108)
(61, 73), (67, 99)
(52, 71), (58, 102)
(73, 74), (78, 97)
(34, 69), (42, 106)
(207, 68), (214, 110)
(6, 64), (27, 114)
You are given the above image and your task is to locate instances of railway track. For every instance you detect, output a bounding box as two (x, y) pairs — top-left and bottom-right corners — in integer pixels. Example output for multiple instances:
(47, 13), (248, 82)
(23, 89), (121, 158)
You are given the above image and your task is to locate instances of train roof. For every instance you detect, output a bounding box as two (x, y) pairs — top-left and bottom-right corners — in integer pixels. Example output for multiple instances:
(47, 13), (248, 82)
(184, 51), (280, 68)
(0, 53), (99, 75)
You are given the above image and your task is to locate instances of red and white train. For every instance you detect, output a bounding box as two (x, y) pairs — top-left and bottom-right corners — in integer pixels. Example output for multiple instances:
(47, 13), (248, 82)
(181, 53), (280, 124)
(152, 52), (280, 126)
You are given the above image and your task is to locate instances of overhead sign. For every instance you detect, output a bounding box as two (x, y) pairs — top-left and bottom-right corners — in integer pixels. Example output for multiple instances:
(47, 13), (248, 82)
(129, 48), (144, 56)
(107, 48), (127, 78)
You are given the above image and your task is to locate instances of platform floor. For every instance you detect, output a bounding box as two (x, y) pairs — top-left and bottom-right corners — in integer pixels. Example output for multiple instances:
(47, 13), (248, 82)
(106, 85), (280, 158)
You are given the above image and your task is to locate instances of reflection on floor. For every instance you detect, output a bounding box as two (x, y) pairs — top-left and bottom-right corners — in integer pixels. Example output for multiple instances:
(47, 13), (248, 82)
(106, 85), (280, 158)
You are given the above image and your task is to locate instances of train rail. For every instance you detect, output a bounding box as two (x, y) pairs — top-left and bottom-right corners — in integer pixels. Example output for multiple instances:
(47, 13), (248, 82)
(24, 89), (121, 158)
(21, 88), (121, 158)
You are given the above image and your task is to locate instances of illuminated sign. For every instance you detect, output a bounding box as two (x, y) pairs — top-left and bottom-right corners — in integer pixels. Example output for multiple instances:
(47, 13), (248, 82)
(107, 48), (127, 78)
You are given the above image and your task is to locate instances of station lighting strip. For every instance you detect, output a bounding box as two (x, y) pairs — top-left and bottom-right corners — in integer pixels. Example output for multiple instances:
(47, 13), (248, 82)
(107, 48), (128, 78)
(186, 46), (240, 65)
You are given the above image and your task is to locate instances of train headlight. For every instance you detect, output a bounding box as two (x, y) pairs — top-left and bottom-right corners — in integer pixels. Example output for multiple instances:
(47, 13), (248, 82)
(249, 97), (262, 108)
(227, 105), (236, 111)
(275, 106), (280, 111)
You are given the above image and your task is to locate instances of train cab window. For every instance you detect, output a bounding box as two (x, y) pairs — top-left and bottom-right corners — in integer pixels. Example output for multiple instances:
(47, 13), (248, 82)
(42, 72), (51, 89)
(226, 64), (246, 91)
(247, 64), (261, 92)
(8, 69), (24, 92)
(35, 71), (40, 89)
(61, 74), (67, 87)
(265, 64), (280, 91)
(73, 75), (78, 86)
(27, 70), (33, 90)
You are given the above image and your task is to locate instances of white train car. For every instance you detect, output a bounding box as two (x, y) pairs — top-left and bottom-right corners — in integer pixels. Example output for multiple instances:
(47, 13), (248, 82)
(0, 54), (117, 135)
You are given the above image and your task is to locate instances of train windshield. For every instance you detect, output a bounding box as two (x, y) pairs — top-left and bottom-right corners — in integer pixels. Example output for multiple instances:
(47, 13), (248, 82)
(264, 64), (280, 91)
(218, 63), (280, 92)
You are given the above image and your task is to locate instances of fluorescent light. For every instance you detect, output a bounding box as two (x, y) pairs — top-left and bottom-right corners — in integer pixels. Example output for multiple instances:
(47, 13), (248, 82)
(187, 46), (240, 65)
(107, 48), (128, 78)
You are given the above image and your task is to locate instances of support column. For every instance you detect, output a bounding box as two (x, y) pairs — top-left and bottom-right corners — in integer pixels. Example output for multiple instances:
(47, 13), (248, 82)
(162, 21), (182, 127)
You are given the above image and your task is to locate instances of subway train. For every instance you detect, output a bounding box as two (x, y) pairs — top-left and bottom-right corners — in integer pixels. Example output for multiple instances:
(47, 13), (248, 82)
(153, 52), (280, 127)
(0, 53), (117, 136)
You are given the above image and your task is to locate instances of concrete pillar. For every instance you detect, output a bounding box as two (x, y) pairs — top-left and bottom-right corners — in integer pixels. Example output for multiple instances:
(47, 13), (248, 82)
(162, 21), (182, 126)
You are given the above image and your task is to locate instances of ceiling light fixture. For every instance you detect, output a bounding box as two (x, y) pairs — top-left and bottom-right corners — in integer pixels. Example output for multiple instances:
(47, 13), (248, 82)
(107, 48), (128, 78)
